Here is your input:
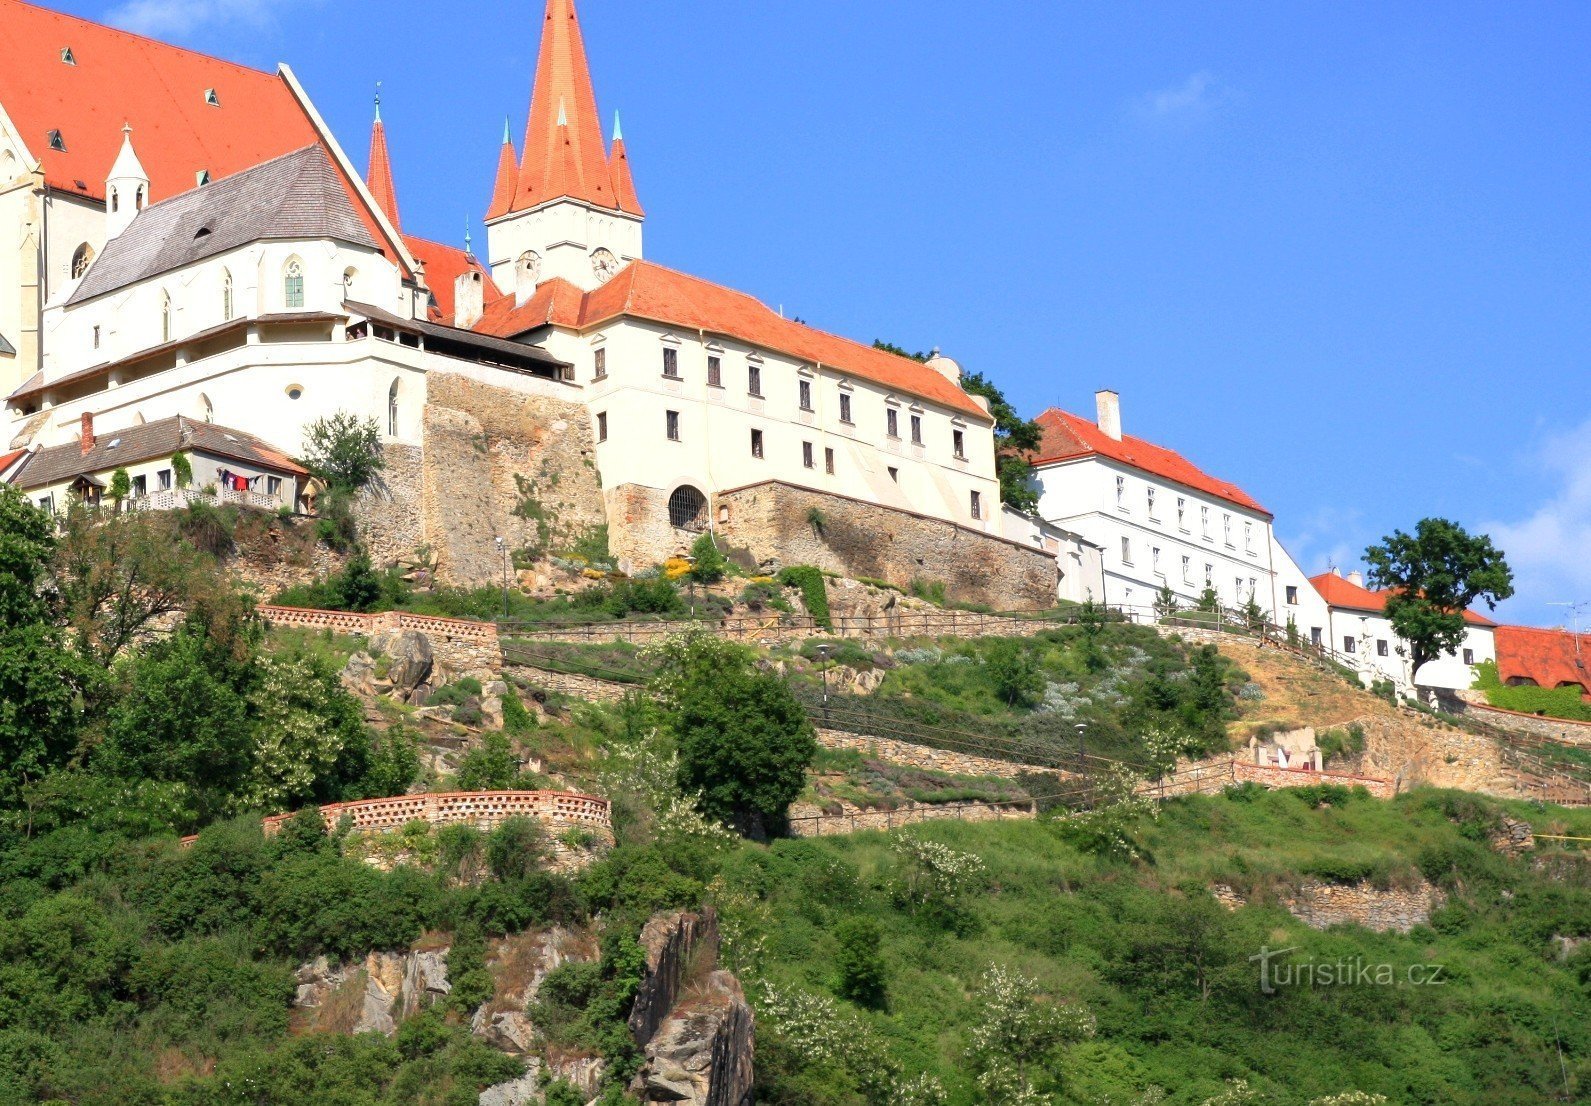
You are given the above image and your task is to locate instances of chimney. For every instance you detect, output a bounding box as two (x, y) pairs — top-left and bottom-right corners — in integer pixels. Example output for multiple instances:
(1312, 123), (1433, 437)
(1346, 570), (1365, 587)
(1095, 389), (1121, 441)
(455, 270), (484, 329)
(80, 412), (95, 454)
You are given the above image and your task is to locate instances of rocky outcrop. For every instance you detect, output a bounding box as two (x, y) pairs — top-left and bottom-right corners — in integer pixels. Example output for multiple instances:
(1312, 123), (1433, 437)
(632, 970), (754, 1106)
(471, 927), (596, 1057)
(371, 628), (435, 694)
(629, 910), (719, 1048)
(293, 947), (451, 1034)
(1211, 878), (1445, 933)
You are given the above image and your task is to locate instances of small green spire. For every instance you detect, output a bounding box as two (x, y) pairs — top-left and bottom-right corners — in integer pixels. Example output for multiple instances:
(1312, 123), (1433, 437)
(374, 80), (382, 123)
(502, 114), (512, 145)
(612, 110), (623, 142)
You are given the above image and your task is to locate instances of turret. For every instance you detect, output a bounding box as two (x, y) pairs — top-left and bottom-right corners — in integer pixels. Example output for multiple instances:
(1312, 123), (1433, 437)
(105, 123), (148, 240)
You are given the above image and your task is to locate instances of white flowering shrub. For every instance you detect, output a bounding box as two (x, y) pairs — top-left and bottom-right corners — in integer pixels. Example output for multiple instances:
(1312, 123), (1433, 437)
(894, 646), (944, 666)
(888, 1072), (949, 1106)
(601, 734), (735, 847)
(890, 834), (987, 925)
(1309, 1094), (1387, 1106)
(756, 983), (895, 1099)
(1200, 1079), (1265, 1106)
(1056, 764), (1159, 861)
(966, 965), (1095, 1105)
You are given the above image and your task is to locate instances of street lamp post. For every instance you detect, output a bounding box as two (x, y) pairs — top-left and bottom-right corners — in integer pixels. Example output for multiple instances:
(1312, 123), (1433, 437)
(816, 642), (832, 725)
(684, 555), (697, 617)
(1075, 721), (1087, 782)
(494, 536), (509, 620)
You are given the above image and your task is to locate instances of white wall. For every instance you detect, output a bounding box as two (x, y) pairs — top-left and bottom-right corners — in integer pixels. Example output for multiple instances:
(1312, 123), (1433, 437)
(1323, 599), (1496, 694)
(486, 198), (642, 295)
(1033, 455), (1278, 616)
(538, 318), (1001, 535)
(1002, 506), (1104, 603)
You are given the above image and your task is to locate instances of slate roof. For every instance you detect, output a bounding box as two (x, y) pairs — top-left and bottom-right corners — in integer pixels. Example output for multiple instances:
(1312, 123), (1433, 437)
(12, 414), (306, 490)
(69, 144), (377, 304)
(0, 332), (14, 356)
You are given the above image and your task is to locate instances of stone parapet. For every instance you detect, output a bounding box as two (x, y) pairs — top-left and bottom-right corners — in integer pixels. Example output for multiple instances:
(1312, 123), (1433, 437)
(257, 604), (500, 673)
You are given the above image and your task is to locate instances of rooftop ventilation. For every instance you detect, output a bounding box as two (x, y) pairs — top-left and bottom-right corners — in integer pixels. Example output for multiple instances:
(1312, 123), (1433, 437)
(60, 47), (75, 65)
(204, 88), (220, 106)
(194, 225), (212, 239)
(46, 130), (65, 152)
(106, 438), (121, 450)
(195, 169), (211, 186)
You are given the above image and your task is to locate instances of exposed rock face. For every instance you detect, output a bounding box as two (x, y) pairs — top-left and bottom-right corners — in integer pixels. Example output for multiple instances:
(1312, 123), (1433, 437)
(632, 970), (754, 1106)
(477, 1067), (540, 1106)
(629, 910), (719, 1048)
(470, 927), (596, 1056)
(371, 628), (435, 695)
(293, 947), (451, 1035)
(1211, 878), (1445, 933)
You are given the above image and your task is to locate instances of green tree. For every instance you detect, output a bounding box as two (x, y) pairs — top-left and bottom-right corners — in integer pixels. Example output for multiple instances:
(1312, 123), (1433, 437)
(648, 630), (816, 836)
(984, 638), (1043, 708)
(335, 551), (383, 613)
(833, 916), (887, 1009)
(299, 411), (385, 494)
(108, 467), (131, 512)
(1363, 518), (1514, 676)
(688, 530), (726, 584)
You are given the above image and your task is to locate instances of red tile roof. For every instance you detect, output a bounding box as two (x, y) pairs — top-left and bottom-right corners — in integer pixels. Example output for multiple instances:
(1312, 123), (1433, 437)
(1494, 625), (1591, 692)
(0, 0), (320, 202)
(404, 235), (501, 322)
(486, 133), (520, 221)
(1030, 407), (1269, 515)
(1308, 571), (1496, 627)
(609, 132), (642, 217)
(509, 0), (625, 215)
(473, 261), (988, 418)
(0, 448), (30, 480)
(366, 115), (400, 232)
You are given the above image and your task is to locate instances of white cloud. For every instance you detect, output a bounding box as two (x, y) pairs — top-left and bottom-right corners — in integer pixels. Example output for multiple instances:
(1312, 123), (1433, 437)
(1137, 71), (1228, 121)
(1485, 419), (1591, 619)
(107, 0), (278, 39)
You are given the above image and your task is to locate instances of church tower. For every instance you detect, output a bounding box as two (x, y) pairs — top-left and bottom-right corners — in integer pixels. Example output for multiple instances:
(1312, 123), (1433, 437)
(105, 124), (149, 241)
(486, 0), (642, 299)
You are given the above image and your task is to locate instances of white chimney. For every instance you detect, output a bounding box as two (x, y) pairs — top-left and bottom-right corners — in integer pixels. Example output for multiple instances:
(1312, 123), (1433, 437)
(1346, 570), (1365, 587)
(1095, 389), (1121, 441)
(455, 270), (484, 329)
(105, 123), (149, 241)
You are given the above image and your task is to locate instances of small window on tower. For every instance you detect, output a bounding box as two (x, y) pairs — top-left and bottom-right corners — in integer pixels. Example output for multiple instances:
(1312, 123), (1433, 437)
(707, 355), (721, 387)
(839, 392), (853, 424)
(953, 428), (965, 458)
(970, 490), (982, 520)
(824, 447), (835, 474)
(593, 348), (606, 379)
(886, 408), (899, 439)
(750, 428), (764, 458)
(662, 346), (679, 379)
(665, 410), (680, 441)
(802, 441), (814, 469)
(910, 414), (923, 445)
(798, 379), (813, 411)
(597, 412), (608, 442)
(748, 364), (762, 396)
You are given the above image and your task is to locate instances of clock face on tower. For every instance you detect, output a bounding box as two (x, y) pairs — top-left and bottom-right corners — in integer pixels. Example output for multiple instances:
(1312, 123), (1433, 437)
(590, 248), (620, 284)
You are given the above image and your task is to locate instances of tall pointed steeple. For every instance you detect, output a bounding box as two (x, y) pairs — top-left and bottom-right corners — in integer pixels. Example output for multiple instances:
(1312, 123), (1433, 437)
(367, 85), (401, 231)
(608, 110), (643, 217)
(106, 122), (149, 240)
(513, 0), (617, 212)
(486, 116), (520, 220)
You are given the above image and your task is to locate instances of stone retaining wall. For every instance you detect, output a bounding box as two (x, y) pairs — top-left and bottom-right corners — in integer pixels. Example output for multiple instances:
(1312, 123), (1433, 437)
(788, 798), (1036, 837)
(507, 662), (631, 703)
(714, 480), (1059, 611)
(1442, 691), (1591, 747)
(1214, 878), (1444, 933)
(817, 728), (1068, 782)
(1233, 759), (1395, 798)
(257, 605), (500, 672)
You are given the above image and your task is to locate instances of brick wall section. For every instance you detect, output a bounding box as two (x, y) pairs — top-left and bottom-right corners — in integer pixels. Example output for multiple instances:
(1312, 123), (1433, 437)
(713, 481), (1058, 610)
(420, 373), (606, 587)
(257, 605), (500, 672)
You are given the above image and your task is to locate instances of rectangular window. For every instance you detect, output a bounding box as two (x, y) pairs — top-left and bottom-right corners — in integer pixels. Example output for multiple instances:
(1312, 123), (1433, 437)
(1244, 521), (1254, 552)
(92, 325), (100, 349)
(1147, 487), (1157, 518)
(748, 364), (762, 396)
(799, 380), (813, 411)
(1121, 536), (1132, 563)
(662, 346), (679, 378)
(1377, 639), (1389, 657)
(157, 469), (172, 491)
(1181, 556), (1191, 582)
(666, 410), (680, 441)
(1235, 578), (1244, 601)
(594, 348), (607, 379)
(886, 408), (899, 438)
(1248, 577), (1257, 599)
(39, 495), (53, 514)
(1344, 636), (1357, 654)
(971, 490), (982, 520)
(824, 447), (835, 474)
(1286, 585), (1299, 604)
(597, 411), (608, 442)
(130, 474), (146, 497)
(802, 441), (815, 469)
(910, 414), (923, 445)
(707, 355), (721, 387)
(1223, 514), (1233, 546)
(1204, 563), (1214, 586)
(952, 428), (965, 458)
(1463, 648), (1475, 665)
(839, 393), (853, 424)
(751, 428), (764, 458)
(1177, 497), (1187, 530)
(1152, 546), (1161, 573)
(1201, 506), (1210, 538)
(266, 475), (282, 496)
(1311, 627), (1323, 646)
(1116, 475), (1126, 508)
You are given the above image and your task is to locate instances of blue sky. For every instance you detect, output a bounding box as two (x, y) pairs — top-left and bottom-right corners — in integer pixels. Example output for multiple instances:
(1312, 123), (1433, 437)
(77, 0), (1591, 628)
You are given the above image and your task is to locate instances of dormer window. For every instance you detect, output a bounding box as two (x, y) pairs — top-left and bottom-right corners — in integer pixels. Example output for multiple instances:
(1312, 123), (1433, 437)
(204, 88), (220, 106)
(194, 225), (212, 240)
(195, 169), (211, 186)
(60, 47), (75, 65)
(47, 130), (66, 152)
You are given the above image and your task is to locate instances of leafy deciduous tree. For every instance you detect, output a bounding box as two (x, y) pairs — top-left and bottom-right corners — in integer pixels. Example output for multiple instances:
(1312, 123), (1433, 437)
(299, 411), (385, 494)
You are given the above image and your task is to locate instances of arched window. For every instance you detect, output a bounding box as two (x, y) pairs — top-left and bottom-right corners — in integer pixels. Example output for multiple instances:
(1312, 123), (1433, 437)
(221, 269), (233, 321)
(387, 378), (400, 437)
(109, 187), (119, 213)
(134, 186), (145, 211)
(667, 485), (707, 532)
(70, 243), (93, 279)
(199, 393), (213, 423)
(160, 292), (172, 343)
(343, 267), (358, 297)
(283, 257), (305, 309)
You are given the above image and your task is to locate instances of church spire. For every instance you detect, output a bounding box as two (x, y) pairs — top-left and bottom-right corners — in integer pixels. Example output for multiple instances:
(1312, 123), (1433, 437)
(486, 116), (520, 220)
(608, 110), (643, 216)
(366, 84), (401, 231)
(513, 0), (618, 212)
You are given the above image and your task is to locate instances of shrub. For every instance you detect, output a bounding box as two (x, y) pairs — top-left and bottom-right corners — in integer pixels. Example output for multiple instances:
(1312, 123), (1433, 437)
(688, 531), (726, 584)
(833, 916), (887, 1009)
(777, 565), (831, 630)
(300, 412), (385, 493)
(501, 686), (536, 736)
(486, 817), (547, 882)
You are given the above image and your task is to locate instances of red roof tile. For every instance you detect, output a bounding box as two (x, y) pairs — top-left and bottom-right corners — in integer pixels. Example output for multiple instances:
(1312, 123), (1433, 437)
(366, 115), (400, 232)
(0, 0), (320, 202)
(1308, 572), (1496, 627)
(609, 133), (642, 217)
(511, 0), (621, 214)
(1031, 408), (1269, 515)
(403, 235), (501, 323)
(486, 133), (520, 222)
(1494, 624), (1591, 692)
(473, 261), (987, 418)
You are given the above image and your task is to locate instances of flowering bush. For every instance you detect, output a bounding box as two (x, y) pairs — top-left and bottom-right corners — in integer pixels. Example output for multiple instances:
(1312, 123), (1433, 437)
(1055, 763), (1159, 861)
(662, 557), (693, 581)
(890, 834), (987, 927)
(967, 964), (1095, 1105)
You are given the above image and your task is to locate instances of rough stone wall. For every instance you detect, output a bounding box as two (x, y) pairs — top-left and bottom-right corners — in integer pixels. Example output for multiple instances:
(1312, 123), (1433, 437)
(225, 516), (347, 599)
(1348, 713), (1518, 796)
(787, 797), (1036, 837)
(420, 372), (606, 587)
(1233, 760), (1394, 798)
(1442, 691), (1591, 747)
(605, 483), (686, 572)
(817, 728), (1068, 782)
(711, 481), (1059, 610)
(507, 662), (630, 703)
(355, 442), (425, 568)
(1213, 878), (1444, 933)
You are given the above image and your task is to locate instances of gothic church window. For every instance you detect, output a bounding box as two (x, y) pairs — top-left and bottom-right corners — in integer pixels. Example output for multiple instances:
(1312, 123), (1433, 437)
(284, 258), (304, 309)
(388, 379), (400, 437)
(160, 292), (172, 343)
(70, 243), (93, 279)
